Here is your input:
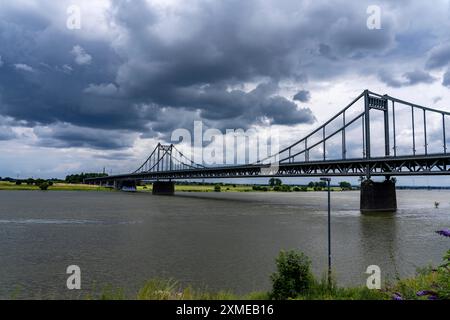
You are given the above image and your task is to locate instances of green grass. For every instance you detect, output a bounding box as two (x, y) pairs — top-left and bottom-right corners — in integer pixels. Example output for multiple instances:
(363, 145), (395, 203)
(86, 266), (449, 300)
(0, 181), (348, 193)
(0, 181), (113, 192)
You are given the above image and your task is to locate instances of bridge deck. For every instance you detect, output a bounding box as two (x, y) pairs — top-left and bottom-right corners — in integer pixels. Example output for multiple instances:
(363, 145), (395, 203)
(85, 154), (450, 183)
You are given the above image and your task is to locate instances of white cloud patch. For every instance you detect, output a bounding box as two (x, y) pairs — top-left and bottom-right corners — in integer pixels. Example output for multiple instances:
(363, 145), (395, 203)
(71, 45), (92, 65)
(84, 83), (119, 96)
(14, 63), (34, 72)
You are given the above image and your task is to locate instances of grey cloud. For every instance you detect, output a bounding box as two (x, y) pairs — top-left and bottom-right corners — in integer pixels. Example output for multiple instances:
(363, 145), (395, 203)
(378, 69), (435, 87)
(33, 124), (137, 150)
(426, 43), (450, 69)
(443, 69), (450, 87)
(293, 90), (311, 102)
(0, 126), (16, 140)
(0, 0), (446, 152)
(403, 70), (435, 85)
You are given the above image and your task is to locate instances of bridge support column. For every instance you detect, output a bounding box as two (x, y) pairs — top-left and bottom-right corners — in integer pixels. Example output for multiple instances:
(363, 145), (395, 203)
(360, 178), (397, 213)
(152, 181), (175, 195)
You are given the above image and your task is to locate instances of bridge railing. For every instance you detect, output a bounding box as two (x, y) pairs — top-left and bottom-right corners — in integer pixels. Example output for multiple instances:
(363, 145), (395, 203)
(257, 90), (450, 166)
(133, 90), (450, 174)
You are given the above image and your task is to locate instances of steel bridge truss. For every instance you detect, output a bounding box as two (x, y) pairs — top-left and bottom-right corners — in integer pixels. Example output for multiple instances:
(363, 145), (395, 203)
(86, 90), (450, 183)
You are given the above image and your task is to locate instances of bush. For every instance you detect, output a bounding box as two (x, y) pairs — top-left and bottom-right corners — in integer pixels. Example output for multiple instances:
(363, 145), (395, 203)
(15, 180), (22, 185)
(214, 184), (221, 192)
(270, 250), (314, 300)
(339, 181), (352, 191)
(39, 182), (49, 190)
(293, 187), (300, 192)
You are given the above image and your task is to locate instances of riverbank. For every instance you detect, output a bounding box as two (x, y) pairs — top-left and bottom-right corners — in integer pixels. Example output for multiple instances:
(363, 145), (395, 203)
(0, 182), (113, 191)
(0, 181), (344, 192)
(90, 261), (449, 300)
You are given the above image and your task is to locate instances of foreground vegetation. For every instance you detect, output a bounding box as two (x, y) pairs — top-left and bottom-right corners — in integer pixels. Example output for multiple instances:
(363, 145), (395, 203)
(90, 242), (449, 300)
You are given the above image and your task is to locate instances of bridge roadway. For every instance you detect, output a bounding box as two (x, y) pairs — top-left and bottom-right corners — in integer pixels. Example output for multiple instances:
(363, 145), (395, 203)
(85, 153), (450, 213)
(85, 153), (450, 183)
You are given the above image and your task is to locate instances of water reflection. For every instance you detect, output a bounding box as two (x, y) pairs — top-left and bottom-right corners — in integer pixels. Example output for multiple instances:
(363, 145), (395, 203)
(0, 190), (448, 299)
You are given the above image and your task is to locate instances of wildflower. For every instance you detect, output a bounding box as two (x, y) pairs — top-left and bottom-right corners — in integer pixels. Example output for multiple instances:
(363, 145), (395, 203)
(392, 292), (403, 300)
(416, 290), (437, 297)
(435, 229), (450, 237)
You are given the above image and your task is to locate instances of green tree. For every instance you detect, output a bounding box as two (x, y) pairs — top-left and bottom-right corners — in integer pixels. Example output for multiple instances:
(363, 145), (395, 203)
(38, 182), (49, 190)
(270, 250), (314, 300)
(214, 184), (221, 192)
(339, 181), (352, 190)
(269, 178), (282, 187)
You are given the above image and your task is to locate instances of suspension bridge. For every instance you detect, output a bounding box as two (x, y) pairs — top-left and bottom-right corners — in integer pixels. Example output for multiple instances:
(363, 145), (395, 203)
(85, 90), (450, 212)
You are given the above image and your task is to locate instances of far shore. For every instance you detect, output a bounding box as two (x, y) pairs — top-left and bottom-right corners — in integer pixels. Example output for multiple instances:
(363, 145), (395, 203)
(0, 181), (346, 192)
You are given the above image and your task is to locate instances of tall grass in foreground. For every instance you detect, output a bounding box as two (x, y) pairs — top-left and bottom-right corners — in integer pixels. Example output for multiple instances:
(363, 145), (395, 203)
(89, 261), (448, 300)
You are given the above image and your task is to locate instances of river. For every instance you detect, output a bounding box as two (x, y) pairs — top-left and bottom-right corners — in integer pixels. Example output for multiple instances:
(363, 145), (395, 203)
(0, 190), (448, 299)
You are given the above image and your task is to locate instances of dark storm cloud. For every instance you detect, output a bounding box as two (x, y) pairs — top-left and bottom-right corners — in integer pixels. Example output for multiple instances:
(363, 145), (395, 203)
(426, 43), (450, 69)
(293, 90), (311, 103)
(403, 70), (435, 85)
(443, 69), (450, 87)
(33, 124), (137, 150)
(378, 69), (435, 87)
(0, 127), (16, 140)
(0, 0), (443, 151)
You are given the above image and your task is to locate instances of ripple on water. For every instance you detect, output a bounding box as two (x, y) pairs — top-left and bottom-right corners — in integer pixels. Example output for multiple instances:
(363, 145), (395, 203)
(0, 219), (142, 225)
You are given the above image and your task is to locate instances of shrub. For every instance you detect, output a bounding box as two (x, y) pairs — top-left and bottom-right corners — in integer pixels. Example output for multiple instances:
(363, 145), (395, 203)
(39, 182), (49, 190)
(339, 181), (352, 191)
(15, 180), (22, 185)
(293, 187), (300, 192)
(214, 184), (221, 192)
(270, 250), (314, 300)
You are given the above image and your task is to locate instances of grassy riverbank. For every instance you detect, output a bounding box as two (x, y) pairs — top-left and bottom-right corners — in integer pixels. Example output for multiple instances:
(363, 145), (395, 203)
(0, 181), (346, 193)
(90, 264), (448, 300)
(89, 247), (449, 300)
(0, 181), (112, 191)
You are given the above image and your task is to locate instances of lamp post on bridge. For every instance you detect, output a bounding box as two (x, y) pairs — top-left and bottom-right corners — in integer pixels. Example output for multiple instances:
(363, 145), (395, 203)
(320, 177), (332, 289)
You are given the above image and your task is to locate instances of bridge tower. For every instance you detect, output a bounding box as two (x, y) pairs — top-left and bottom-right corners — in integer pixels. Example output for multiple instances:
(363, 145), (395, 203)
(360, 90), (397, 213)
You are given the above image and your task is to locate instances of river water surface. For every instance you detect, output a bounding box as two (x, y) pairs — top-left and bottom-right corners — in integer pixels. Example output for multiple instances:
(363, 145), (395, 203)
(0, 190), (449, 299)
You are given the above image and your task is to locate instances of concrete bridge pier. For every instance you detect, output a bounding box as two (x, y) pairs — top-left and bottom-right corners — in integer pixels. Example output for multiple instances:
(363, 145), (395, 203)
(113, 180), (137, 192)
(360, 178), (397, 213)
(152, 181), (175, 195)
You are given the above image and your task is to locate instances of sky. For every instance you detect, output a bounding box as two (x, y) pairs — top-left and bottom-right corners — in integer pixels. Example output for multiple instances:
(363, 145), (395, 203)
(1, 0), (450, 185)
